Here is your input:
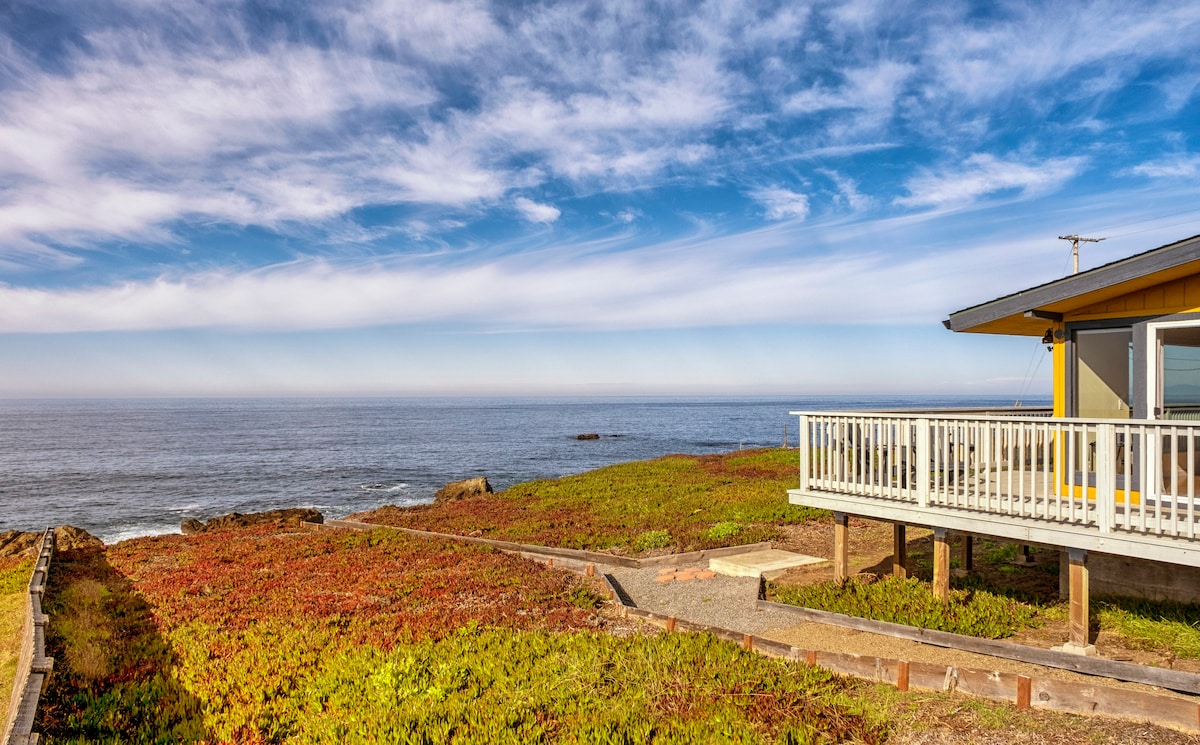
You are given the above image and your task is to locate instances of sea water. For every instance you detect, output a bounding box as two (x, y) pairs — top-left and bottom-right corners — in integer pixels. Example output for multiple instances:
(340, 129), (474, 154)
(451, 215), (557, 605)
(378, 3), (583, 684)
(0, 395), (1047, 543)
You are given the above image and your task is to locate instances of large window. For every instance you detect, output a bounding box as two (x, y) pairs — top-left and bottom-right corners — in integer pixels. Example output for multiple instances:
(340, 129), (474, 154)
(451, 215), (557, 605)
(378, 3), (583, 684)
(1075, 328), (1133, 418)
(1160, 326), (1200, 415)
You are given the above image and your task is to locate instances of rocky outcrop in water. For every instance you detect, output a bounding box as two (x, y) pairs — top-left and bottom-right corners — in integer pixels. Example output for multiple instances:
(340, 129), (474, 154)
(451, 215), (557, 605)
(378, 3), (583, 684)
(434, 477), (493, 503)
(181, 508), (324, 535)
(576, 433), (600, 440)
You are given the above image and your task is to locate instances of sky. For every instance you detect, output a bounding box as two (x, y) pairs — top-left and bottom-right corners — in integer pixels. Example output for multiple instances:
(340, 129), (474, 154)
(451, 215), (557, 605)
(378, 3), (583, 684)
(2, 0), (1200, 397)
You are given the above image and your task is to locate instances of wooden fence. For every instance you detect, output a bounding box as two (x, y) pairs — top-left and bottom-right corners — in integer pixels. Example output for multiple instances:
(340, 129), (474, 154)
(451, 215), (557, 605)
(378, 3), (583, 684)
(2, 530), (55, 745)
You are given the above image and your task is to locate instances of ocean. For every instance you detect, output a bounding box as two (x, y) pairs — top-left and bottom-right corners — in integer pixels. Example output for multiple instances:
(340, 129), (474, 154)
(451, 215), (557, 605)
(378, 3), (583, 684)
(0, 395), (1048, 544)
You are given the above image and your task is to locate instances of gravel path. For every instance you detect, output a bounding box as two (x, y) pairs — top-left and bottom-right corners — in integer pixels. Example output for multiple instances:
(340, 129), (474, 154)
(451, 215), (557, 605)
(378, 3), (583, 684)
(606, 564), (799, 635)
(601, 559), (1198, 702)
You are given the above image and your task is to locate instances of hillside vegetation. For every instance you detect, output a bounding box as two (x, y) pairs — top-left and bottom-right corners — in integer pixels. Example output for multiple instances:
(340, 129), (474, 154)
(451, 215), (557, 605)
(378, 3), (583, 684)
(37, 526), (883, 743)
(362, 448), (818, 553)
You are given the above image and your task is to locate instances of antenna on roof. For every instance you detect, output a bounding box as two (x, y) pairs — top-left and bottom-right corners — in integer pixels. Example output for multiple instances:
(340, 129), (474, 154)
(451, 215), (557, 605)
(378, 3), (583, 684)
(1058, 234), (1106, 275)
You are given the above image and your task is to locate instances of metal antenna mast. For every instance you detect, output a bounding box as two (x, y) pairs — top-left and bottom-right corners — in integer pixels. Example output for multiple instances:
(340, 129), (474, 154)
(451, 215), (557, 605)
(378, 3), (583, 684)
(1058, 234), (1106, 274)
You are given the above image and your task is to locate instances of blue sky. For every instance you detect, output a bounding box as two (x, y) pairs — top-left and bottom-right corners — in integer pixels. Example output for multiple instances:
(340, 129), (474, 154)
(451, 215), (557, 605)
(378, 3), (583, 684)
(2, 0), (1200, 397)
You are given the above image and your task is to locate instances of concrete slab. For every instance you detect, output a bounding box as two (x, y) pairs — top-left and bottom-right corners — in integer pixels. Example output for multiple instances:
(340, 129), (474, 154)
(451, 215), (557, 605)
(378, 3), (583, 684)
(709, 549), (827, 579)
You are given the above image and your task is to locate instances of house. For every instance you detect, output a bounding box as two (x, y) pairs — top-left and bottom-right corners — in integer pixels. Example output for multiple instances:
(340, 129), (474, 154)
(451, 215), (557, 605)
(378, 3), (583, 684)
(945, 231), (1200, 423)
(788, 233), (1200, 656)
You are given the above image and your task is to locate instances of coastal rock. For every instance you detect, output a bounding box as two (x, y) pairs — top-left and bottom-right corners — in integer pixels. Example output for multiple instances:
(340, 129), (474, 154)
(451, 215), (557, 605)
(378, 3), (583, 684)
(434, 477), (493, 503)
(0, 530), (41, 558)
(576, 433), (600, 440)
(181, 508), (324, 535)
(0, 526), (102, 557)
(54, 525), (105, 551)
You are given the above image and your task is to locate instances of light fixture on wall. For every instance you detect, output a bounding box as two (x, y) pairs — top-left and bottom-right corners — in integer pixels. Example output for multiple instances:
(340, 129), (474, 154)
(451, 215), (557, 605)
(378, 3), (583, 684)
(1041, 328), (1054, 345)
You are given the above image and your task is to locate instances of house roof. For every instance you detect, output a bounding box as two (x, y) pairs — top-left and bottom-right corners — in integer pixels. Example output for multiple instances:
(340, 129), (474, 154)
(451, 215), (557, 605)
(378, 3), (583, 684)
(944, 233), (1200, 336)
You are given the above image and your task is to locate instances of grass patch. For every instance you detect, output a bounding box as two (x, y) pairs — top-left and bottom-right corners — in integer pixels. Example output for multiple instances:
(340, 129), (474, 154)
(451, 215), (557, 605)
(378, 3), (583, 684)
(770, 575), (1042, 639)
(1095, 597), (1200, 660)
(0, 557), (34, 728)
(363, 448), (819, 555)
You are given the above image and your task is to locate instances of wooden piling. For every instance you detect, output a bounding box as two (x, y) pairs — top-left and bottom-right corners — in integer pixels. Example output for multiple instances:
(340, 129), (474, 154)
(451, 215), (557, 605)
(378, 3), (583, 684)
(833, 512), (849, 582)
(1068, 548), (1090, 650)
(892, 524), (907, 578)
(932, 528), (950, 600)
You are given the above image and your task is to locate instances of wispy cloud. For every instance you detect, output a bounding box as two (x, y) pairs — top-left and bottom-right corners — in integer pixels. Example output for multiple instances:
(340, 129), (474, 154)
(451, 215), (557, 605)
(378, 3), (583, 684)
(514, 197), (560, 224)
(0, 0), (1198, 344)
(1129, 154), (1200, 179)
(750, 187), (810, 220)
(896, 154), (1088, 209)
(0, 249), (930, 333)
(785, 60), (914, 131)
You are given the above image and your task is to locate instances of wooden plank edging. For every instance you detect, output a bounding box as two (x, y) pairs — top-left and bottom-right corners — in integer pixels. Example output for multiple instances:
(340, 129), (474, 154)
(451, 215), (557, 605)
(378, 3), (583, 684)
(317, 519), (771, 569)
(754, 596), (1200, 695)
(3, 529), (56, 745)
(601, 572), (1200, 733)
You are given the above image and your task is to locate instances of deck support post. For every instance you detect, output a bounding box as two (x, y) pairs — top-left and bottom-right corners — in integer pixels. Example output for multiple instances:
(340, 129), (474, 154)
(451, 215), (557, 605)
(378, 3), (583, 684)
(932, 528), (950, 600)
(892, 523), (907, 578)
(1055, 548), (1097, 656)
(833, 511), (849, 582)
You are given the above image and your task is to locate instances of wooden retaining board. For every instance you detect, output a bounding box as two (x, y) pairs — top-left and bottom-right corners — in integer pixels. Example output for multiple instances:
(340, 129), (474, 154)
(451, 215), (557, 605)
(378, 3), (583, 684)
(602, 573), (1200, 733)
(756, 597), (1200, 695)
(319, 519), (771, 569)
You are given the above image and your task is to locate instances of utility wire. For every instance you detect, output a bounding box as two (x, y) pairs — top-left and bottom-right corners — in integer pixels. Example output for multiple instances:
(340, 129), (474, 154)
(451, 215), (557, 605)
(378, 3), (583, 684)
(1087, 206), (1200, 236)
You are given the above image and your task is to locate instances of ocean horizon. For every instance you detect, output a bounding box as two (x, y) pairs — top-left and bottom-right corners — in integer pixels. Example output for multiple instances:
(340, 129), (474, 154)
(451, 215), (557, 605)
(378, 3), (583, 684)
(0, 394), (1049, 544)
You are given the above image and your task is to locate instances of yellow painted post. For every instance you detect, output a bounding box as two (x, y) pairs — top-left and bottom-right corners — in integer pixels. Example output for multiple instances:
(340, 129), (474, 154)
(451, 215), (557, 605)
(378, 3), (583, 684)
(1052, 323), (1067, 418)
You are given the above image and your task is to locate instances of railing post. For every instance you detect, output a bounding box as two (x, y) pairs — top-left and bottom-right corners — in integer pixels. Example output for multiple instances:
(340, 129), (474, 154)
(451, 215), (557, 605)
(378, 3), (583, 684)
(916, 418), (931, 508)
(797, 415), (811, 489)
(1095, 424), (1115, 533)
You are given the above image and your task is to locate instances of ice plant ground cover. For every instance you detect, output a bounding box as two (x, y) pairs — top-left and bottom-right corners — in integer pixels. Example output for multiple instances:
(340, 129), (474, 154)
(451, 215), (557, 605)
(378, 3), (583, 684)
(35, 526), (887, 743)
(361, 449), (816, 554)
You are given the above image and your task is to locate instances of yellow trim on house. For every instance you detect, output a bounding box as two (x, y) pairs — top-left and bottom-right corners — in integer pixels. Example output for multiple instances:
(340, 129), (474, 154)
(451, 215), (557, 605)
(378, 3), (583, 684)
(1069, 273), (1200, 322)
(1052, 323), (1067, 418)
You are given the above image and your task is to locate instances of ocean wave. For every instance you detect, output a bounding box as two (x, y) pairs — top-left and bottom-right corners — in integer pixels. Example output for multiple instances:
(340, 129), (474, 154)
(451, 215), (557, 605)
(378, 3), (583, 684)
(359, 482), (409, 492)
(101, 524), (182, 545)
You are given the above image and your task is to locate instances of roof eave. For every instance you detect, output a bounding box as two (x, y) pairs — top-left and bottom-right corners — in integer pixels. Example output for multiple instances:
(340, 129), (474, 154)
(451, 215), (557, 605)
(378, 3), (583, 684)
(946, 234), (1200, 335)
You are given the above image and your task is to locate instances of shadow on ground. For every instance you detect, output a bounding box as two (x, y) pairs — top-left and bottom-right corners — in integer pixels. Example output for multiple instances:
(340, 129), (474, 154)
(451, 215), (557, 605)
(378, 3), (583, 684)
(37, 543), (208, 743)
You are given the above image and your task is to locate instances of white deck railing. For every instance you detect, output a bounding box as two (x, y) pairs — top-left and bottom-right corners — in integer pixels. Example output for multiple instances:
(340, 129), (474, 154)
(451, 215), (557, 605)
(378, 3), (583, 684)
(794, 411), (1200, 542)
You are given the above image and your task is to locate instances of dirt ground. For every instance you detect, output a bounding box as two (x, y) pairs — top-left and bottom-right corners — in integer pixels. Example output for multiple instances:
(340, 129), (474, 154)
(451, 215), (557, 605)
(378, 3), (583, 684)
(769, 516), (1200, 674)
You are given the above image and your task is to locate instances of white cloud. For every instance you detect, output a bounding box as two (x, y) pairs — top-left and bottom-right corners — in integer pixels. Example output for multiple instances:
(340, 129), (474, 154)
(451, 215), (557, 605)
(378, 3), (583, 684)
(922, 1), (1200, 105)
(818, 169), (872, 211)
(334, 0), (501, 61)
(896, 154), (1087, 209)
(751, 187), (810, 220)
(0, 248), (927, 334)
(1129, 155), (1200, 179)
(785, 60), (914, 130)
(514, 197), (561, 224)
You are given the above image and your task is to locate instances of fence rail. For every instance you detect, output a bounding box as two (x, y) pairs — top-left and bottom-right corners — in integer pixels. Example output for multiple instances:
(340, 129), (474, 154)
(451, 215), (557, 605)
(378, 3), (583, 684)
(2, 530), (54, 745)
(793, 411), (1200, 547)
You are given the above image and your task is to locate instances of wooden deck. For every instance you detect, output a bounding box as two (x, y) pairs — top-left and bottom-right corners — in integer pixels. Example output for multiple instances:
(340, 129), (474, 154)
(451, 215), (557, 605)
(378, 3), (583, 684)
(788, 410), (1200, 652)
(789, 411), (1200, 567)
